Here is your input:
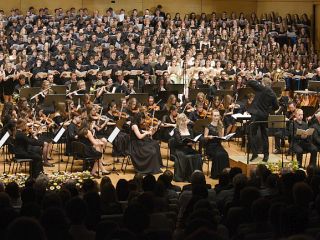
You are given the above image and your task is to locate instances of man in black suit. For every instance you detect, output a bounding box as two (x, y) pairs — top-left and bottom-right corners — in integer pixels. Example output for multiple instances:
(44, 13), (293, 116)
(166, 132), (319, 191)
(247, 78), (279, 162)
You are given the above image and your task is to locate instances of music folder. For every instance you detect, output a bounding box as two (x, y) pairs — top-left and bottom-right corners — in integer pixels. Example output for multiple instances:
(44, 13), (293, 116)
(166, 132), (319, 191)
(213, 132), (235, 141)
(296, 128), (314, 136)
(182, 134), (202, 144)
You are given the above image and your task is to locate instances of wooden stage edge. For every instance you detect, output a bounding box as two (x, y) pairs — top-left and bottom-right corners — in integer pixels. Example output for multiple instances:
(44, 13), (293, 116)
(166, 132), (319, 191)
(229, 153), (292, 176)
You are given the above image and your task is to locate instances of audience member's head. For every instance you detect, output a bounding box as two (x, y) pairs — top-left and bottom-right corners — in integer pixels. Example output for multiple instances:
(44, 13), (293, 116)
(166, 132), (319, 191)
(6, 217), (46, 240)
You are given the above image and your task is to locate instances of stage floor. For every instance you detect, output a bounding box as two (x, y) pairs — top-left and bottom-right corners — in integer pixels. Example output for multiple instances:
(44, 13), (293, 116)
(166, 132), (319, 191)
(0, 139), (299, 188)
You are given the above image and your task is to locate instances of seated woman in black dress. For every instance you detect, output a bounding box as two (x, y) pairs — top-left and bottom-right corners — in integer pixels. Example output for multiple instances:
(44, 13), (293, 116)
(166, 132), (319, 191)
(14, 119), (44, 178)
(204, 109), (230, 179)
(130, 112), (162, 174)
(105, 101), (129, 157)
(172, 113), (202, 182)
(77, 120), (109, 177)
(161, 105), (178, 142)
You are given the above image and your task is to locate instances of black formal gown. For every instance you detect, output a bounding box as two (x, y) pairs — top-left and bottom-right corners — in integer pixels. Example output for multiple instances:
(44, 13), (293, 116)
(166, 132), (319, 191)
(129, 124), (162, 174)
(3, 69), (15, 95)
(78, 135), (102, 160)
(205, 124), (230, 179)
(161, 115), (176, 142)
(172, 128), (203, 182)
(105, 112), (130, 157)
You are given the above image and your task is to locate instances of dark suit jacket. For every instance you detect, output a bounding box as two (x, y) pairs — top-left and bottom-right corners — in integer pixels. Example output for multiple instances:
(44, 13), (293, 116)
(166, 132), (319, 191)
(247, 80), (279, 119)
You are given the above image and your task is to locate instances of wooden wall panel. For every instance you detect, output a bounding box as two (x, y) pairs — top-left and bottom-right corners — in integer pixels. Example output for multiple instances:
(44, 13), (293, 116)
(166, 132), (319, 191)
(18, 0), (82, 13)
(202, 0), (257, 16)
(0, 0), (318, 16)
(0, 0), (21, 13)
(256, 0), (315, 17)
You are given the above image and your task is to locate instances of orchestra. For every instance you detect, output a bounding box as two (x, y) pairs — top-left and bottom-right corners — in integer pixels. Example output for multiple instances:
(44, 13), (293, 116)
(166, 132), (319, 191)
(0, 8), (318, 182)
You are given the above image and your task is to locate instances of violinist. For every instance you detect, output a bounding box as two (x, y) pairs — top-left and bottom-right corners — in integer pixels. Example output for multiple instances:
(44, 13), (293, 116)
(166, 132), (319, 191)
(161, 105), (178, 141)
(127, 97), (139, 117)
(204, 109), (230, 179)
(189, 103), (206, 123)
(14, 119), (44, 178)
(105, 102), (130, 157)
(162, 94), (177, 112)
(147, 95), (160, 113)
(77, 120), (110, 177)
(65, 112), (81, 156)
(130, 112), (162, 174)
(212, 96), (224, 111)
(88, 106), (109, 139)
(195, 92), (208, 110)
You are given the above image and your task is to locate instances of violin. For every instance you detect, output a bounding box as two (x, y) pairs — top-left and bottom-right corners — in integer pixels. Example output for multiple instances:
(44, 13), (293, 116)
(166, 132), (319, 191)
(148, 104), (160, 111)
(112, 110), (129, 119)
(142, 116), (160, 130)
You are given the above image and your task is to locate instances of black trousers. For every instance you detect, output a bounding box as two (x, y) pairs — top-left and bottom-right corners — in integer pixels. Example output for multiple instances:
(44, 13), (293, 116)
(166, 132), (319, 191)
(249, 116), (269, 156)
(292, 141), (317, 167)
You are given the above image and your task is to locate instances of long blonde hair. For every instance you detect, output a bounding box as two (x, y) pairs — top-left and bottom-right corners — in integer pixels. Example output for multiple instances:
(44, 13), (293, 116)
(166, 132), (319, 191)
(176, 113), (188, 130)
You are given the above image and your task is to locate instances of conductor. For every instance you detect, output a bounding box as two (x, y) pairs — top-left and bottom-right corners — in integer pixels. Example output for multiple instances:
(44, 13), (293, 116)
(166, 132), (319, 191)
(247, 78), (279, 162)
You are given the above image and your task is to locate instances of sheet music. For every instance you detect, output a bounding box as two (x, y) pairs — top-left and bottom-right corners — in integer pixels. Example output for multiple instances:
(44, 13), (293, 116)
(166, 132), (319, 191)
(193, 134), (202, 142)
(169, 128), (175, 136)
(53, 127), (66, 143)
(108, 127), (120, 143)
(232, 113), (252, 120)
(0, 132), (10, 148)
(214, 132), (236, 140)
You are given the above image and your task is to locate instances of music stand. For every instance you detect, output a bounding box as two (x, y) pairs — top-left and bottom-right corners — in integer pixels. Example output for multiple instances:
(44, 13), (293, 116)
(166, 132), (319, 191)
(20, 87), (41, 100)
(129, 93), (149, 105)
(238, 87), (255, 100)
(301, 106), (317, 120)
(70, 82), (77, 91)
(220, 80), (234, 89)
(167, 84), (185, 94)
(156, 91), (174, 103)
(52, 85), (67, 94)
(215, 90), (234, 99)
(193, 118), (211, 133)
(73, 94), (95, 105)
(308, 81), (320, 92)
(268, 115), (286, 166)
(155, 110), (167, 121)
(143, 84), (156, 94)
(102, 93), (126, 106)
(43, 94), (66, 108)
(52, 126), (66, 172)
(0, 132), (10, 173)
